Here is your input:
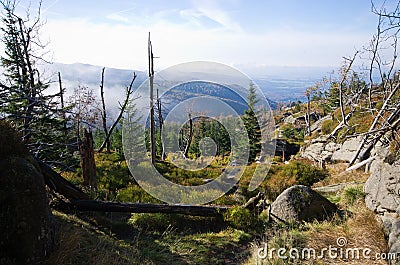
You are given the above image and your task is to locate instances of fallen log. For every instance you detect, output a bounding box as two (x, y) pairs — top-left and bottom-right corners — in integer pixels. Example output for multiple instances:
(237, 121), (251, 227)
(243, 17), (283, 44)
(37, 160), (228, 217)
(65, 200), (228, 217)
(345, 155), (377, 172)
(38, 160), (89, 200)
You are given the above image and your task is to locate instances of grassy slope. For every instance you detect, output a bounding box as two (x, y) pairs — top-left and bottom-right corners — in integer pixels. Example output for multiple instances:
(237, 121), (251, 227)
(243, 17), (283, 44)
(49, 98), (389, 264)
(49, 160), (386, 265)
(45, 210), (253, 265)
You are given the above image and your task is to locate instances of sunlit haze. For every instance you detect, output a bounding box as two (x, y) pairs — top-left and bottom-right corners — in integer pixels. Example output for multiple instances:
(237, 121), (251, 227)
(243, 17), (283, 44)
(12, 0), (380, 75)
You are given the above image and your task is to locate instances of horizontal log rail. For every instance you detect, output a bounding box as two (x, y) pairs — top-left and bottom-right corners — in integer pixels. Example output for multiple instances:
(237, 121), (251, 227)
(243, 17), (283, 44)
(64, 200), (229, 217)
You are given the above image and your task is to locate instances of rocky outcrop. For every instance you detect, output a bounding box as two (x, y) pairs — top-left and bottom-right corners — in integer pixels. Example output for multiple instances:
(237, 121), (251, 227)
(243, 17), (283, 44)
(0, 122), (54, 264)
(301, 136), (341, 163)
(299, 123), (400, 260)
(270, 185), (337, 223)
(364, 160), (400, 213)
(364, 157), (400, 261)
(301, 136), (362, 164)
(331, 136), (363, 162)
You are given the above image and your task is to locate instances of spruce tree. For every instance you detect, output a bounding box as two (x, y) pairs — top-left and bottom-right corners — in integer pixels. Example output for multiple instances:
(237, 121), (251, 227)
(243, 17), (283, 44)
(242, 82), (261, 163)
(0, 1), (73, 168)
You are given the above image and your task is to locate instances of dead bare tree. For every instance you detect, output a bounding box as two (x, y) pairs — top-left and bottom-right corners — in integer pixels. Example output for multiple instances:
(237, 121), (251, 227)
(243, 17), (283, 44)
(346, 1), (400, 167)
(98, 72), (137, 153)
(156, 87), (165, 160)
(339, 52), (359, 127)
(327, 52), (359, 139)
(68, 85), (100, 139)
(305, 85), (319, 136)
(183, 112), (193, 158)
(148, 32), (156, 163)
(99, 67), (110, 153)
(58, 72), (67, 133)
(349, 81), (400, 166)
(0, 0), (74, 167)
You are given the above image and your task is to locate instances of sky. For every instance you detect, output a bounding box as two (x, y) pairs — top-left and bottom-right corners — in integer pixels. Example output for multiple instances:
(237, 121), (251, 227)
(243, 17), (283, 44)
(14, 0), (381, 74)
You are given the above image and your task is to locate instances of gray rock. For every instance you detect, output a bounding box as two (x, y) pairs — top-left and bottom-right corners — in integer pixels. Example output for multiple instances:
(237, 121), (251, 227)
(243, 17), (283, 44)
(372, 144), (391, 160)
(382, 212), (397, 236)
(321, 150), (333, 161)
(389, 219), (400, 253)
(331, 136), (363, 162)
(311, 136), (328, 144)
(284, 115), (296, 124)
(301, 139), (341, 163)
(325, 142), (341, 152)
(301, 142), (325, 162)
(310, 116), (330, 133)
(270, 185), (337, 223)
(364, 158), (400, 264)
(364, 159), (400, 212)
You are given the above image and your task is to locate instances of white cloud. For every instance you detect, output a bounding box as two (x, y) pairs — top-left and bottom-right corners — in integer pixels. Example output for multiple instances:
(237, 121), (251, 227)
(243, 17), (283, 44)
(178, 6), (242, 32)
(196, 7), (242, 32)
(106, 13), (129, 23)
(41, 16), (372, 73)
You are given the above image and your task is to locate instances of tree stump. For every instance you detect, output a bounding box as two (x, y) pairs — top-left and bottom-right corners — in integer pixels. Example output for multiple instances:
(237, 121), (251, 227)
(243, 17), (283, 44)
(79, 128), (97, 189)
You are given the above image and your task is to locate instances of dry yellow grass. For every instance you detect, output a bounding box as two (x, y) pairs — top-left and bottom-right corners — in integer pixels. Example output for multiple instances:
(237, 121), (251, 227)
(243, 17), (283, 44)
(305, 200), (387, 265)
(313, 163), (370, 188)
(245, 201), (387, 265)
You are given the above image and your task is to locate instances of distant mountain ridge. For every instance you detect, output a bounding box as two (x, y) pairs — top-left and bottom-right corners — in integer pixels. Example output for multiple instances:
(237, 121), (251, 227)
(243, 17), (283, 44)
(43, 62), (333, 115)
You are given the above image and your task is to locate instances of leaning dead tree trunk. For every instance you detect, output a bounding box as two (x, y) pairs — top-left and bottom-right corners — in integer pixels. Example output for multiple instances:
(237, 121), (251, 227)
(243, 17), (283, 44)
(327, 110), (355, 140)
(98, 72), (137, 153)
(38, 152), (231, 217)
(306, 93), (311, 136)
(100, 67), (111, 153)
(41, 160), (228, 217)
(348, 82), (400, 167)
(80, 128), (97, 189)
(38, 160), (89, 200)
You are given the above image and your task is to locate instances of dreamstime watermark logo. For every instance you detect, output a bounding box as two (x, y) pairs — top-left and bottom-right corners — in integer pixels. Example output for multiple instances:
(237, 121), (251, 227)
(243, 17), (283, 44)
(122, 61), (275, 204)
(257, 236), (399, 261)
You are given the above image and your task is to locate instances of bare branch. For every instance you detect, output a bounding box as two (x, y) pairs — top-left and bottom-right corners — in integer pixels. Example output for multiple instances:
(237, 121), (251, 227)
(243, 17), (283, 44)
(98, 72), (137, 153)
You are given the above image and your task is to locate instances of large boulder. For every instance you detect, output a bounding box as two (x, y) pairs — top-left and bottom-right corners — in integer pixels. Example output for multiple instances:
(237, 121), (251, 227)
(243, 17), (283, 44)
(270, 185), (337, 223)
(0, 122), (54, 264)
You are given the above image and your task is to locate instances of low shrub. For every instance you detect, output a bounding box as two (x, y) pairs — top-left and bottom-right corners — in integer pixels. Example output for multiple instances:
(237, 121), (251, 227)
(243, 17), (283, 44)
(341, 185), (365, 206)
(321, 119), (338, 135)
(284, 160), (329, 186)
(223, 206), (255, 230)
